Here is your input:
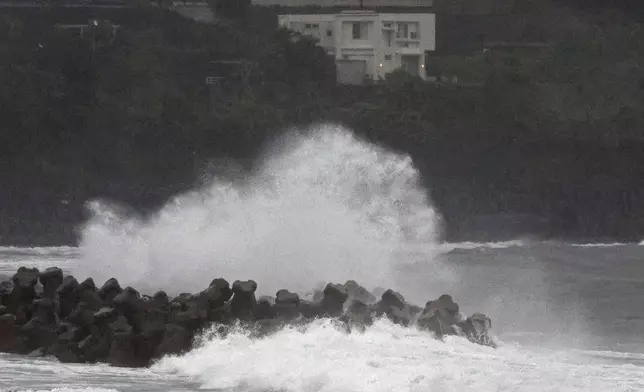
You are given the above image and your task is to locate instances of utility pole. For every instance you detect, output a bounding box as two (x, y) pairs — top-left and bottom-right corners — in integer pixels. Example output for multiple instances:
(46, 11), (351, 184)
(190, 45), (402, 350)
(91, 19), (98, 53)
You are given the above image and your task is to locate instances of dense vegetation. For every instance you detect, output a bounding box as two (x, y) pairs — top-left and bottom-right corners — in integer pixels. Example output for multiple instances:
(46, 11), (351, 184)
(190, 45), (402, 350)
(1, 1), (643, 244)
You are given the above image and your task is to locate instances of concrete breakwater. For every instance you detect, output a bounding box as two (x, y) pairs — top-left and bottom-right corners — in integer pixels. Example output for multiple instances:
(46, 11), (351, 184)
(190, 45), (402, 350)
(0, 266), (495, 367)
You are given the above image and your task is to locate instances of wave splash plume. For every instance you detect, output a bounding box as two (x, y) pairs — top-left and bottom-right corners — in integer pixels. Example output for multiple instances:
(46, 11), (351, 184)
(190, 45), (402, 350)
(77, 124), (446, 296)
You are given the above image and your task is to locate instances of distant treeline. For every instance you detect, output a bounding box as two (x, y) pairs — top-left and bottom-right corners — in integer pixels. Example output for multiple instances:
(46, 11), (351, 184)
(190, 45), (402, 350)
(1, 2), (643, 245)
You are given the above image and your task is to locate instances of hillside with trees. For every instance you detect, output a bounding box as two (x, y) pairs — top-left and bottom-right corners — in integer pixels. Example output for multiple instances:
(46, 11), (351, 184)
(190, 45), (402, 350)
(1, 0), (643, 244)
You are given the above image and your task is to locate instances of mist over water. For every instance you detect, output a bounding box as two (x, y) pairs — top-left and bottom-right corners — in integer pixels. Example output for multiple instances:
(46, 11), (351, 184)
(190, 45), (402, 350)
(77, 125), (448, 296)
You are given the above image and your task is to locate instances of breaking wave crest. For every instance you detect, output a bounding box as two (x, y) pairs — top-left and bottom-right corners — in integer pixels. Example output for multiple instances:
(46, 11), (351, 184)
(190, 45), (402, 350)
(76, 125), (445, 296)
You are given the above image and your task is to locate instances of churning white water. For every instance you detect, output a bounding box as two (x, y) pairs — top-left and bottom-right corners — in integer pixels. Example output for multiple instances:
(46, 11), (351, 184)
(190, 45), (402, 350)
(153, 318), (644, 392)
(76, 125), (449, 296)
(1, 125), (644, 391)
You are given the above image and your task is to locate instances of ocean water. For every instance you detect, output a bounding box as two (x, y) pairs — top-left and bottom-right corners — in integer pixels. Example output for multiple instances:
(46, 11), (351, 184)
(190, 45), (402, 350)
(2, 242), (644, 392)
(1, 125), (643, 391)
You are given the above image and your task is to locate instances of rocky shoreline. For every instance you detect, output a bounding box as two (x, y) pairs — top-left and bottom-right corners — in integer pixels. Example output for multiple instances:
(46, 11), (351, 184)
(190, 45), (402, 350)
(0, 267), (495, 367)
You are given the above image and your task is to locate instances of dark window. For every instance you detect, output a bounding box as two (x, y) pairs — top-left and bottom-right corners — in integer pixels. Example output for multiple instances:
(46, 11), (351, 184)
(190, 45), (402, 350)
(352, 23), (361, 39)
(327, 29), (333, 37)
(397, 23), (408, 39)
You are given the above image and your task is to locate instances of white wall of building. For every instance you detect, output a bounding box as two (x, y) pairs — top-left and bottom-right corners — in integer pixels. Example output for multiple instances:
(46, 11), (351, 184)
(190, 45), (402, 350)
(254, 0), (434, 7)
(278, 11), (435, 83)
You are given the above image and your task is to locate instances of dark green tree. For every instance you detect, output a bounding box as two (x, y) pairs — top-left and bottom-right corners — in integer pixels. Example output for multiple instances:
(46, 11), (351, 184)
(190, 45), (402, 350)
(210, 0), (251, 20)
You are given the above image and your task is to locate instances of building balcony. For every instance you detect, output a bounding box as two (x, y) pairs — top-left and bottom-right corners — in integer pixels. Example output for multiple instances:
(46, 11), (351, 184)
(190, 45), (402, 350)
(341, 43), (375, 50)
(396, 37), (421, 43)
(396, 46), (423, 55)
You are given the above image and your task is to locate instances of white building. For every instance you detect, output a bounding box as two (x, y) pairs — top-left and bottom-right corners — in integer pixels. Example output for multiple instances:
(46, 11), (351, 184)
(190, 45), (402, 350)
(278, 10), (435, 84)
(255, 0), (434, 7)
